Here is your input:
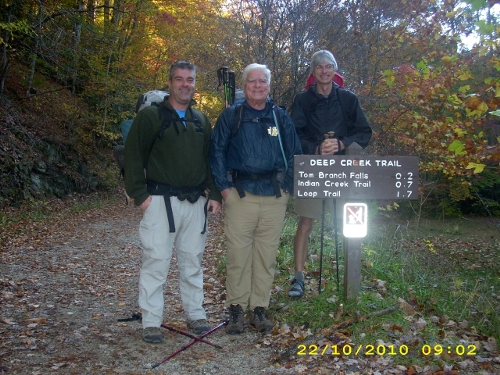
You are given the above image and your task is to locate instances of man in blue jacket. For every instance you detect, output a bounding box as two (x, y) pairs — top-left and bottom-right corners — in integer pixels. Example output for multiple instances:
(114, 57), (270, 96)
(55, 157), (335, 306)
(289, 50), (372, 298)
(210, 63), (302, 334)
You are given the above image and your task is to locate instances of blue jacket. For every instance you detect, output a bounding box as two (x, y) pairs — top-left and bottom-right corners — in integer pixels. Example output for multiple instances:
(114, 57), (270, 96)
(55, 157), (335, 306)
(210, 100), (302, 196)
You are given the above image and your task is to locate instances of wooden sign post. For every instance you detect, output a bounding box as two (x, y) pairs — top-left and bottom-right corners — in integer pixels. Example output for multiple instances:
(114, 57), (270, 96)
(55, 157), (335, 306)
(343, 143), (364, 299)
(294, 143), (419, 299)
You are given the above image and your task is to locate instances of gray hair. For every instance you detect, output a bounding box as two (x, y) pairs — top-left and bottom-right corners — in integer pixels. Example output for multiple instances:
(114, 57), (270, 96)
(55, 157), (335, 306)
(169, 61), (196, 81)
(242, 63), (271, 84)
(310, 50), (338, 74)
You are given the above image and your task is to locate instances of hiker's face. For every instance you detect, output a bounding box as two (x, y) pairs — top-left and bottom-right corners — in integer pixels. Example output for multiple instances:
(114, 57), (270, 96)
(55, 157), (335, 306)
(244, 69), (269, 108)
(313, 61), (335, 85)
(168, 68), (196, 108)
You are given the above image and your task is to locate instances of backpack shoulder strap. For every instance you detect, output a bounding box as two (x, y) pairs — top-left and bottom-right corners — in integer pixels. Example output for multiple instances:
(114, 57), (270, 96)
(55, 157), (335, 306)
(230, 104), (244, 138)
(189, 107), (205, 134)
(142, 105), (205, 169)
(272, 105), (288, 171)
(273, 105), (286, 135)
(152, 102), (176, 137)
(336, 87), (356, 122)
(155, 104), (205, 137)
(230, 104), (284, 139)
(142, 106), (170, 167)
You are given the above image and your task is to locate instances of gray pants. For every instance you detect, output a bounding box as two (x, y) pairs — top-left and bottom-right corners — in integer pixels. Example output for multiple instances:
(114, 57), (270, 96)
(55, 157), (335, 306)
(138, 195), (208, 328)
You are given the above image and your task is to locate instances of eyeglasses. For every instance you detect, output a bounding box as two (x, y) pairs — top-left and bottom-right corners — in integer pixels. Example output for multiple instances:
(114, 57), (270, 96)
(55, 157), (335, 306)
(315, 64), (334, 71)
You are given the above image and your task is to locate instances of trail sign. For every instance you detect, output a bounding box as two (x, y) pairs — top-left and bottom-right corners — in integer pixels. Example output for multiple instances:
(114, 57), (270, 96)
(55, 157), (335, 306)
(293, 145), (420, 300)
(294, 155), (419, 200)
(343, 203), (368, 238)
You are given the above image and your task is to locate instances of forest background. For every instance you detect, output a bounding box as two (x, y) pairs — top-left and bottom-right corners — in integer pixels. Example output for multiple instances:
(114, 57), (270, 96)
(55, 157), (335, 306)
(0, 0), (499, 216)
(0, 1), (499, 373)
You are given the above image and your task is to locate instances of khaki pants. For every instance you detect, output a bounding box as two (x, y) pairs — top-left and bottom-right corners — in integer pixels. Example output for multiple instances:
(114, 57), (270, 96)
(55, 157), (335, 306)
(224, 188), (289, 311)
(138, 195), (208, 328)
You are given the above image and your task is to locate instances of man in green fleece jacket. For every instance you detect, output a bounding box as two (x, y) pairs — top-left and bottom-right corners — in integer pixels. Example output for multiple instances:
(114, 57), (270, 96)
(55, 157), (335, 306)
(124, 61), (222, 344)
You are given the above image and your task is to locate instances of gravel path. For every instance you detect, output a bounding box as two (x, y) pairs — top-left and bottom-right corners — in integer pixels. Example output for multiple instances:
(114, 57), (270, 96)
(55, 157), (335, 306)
(1, 199), (499, 375)
(0, 202), (283, 375)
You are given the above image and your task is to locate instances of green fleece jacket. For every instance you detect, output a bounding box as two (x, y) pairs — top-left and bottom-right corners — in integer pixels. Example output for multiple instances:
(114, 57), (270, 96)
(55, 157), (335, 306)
(123, 99), (222, 206)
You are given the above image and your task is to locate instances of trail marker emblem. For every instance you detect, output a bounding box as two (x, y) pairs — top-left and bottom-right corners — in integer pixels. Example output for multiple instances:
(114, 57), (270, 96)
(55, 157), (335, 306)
(343, 203), (367, 238)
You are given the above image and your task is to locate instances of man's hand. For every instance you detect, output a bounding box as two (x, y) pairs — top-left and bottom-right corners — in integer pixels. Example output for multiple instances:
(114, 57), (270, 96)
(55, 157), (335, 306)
(208, 199), (221, 215)
(320, 138), (344, 155)
(139, 195), (152, 211)
(221, 188), (231, 201)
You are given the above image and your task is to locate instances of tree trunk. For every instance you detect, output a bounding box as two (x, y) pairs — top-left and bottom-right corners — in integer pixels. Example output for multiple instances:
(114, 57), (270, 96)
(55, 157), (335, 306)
(72, 1), (86, 94)
(27, 2), (43, 97)
(0, 6), (12, 97)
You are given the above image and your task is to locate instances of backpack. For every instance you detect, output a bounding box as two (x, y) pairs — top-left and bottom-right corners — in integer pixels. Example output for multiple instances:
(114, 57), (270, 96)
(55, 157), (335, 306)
(114, 90), (205, 178)
(135, 90), (169, 113)
(134, 89), (204, 139)
(154, 104), (203, 139)
(114, 91), (168, 174)
(120, 119), (134, 144)
(305, 72), (345, 90)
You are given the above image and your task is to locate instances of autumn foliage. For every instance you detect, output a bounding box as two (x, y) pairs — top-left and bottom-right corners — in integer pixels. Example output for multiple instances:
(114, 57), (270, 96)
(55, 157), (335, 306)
(0, 0), (498, 214)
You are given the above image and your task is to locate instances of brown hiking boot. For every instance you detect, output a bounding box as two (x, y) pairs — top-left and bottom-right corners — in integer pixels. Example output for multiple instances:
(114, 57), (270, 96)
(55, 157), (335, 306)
(226, 304), (244, 334)
(142, 327), (163, 343)
(249, 307), (274, 332)
(187, 319), (212, 335)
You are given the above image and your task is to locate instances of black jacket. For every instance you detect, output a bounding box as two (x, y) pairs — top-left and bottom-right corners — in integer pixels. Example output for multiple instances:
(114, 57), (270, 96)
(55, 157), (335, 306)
(291, 82), (372, 155)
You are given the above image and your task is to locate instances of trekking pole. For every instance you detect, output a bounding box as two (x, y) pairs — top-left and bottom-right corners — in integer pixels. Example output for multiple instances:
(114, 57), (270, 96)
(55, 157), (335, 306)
(319, 198), (326, 294)
(151, 320), (228, 369)
(326, 131), (340, 289)
(217, 66), (230, 108)
(318, 131), (338, 294)
(228, 70), (235, 106)
(117, 311), (142, 322)
(160, 323), (223, 349)
(317, 132), (333, 294)
(217, 66), (227, 88)
(333, 199), (340, 290)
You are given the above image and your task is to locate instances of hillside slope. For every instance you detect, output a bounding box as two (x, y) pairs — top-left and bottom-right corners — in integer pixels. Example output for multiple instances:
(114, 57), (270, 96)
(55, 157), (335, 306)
(0, 63), (117, 207)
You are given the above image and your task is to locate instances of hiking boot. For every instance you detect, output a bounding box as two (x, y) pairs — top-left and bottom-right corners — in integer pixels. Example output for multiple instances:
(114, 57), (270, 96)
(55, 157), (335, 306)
(288, 278), (304, 298)
(249, 307), (274, 332)
(142, 327), (163, 343)
(226, 304), (245, 334)
(187, 319), (212, 335)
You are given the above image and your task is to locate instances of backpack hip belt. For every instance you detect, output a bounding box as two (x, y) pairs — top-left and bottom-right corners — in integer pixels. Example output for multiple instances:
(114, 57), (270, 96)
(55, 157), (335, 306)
(231, 170), (284, 199)
(147, 180), (208, 234)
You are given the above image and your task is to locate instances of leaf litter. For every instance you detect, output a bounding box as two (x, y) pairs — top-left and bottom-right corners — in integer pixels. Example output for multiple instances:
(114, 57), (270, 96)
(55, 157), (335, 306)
(0, 197), (499, 374)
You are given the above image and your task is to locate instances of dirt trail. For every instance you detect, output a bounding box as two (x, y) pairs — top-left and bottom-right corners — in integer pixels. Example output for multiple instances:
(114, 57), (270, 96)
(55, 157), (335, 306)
(1, 200), (499, 375)
(0, 203), (282, 375)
